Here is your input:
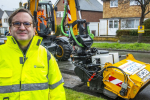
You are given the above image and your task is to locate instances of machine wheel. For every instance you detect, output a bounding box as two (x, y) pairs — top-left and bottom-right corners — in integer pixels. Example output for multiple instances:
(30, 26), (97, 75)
(55, 42), (72, 61)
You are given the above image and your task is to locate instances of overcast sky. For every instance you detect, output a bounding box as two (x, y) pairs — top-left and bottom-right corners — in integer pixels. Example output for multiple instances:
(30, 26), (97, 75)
(0, 0), (102, 11)
(0, 0), (57, 11)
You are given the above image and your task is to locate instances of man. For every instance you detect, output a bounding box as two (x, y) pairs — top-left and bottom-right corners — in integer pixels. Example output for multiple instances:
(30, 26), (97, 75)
(37, 5), (47, 31)
(0, 8), (66, 100)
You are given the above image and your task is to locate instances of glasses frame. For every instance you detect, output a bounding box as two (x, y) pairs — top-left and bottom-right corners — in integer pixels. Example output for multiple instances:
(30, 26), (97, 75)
(12, 21), (33, 28)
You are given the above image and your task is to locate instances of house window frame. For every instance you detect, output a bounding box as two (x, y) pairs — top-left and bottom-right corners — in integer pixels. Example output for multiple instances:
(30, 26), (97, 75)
(130, 0), (140, 6)
(4, 18), (8, 23)
(121, 18), (140, 29)
(110, 0), (118, 7)
(109, 19), (119, 28)
(56, 11), (64, 18)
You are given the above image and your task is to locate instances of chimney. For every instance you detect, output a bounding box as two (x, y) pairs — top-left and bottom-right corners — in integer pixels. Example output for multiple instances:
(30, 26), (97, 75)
(19, 2), (22, 7)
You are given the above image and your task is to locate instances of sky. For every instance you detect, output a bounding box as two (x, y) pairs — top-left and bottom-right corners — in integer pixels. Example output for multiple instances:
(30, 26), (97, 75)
(0, 0), (57, 11)
(0, 0), (103, 11)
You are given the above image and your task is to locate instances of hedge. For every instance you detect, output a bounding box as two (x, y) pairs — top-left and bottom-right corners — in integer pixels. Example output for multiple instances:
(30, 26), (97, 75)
(144, 18), (150, 29)
(116, 29), (150, 37)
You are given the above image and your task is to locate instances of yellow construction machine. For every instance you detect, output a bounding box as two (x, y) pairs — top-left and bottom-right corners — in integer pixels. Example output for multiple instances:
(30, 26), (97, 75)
(23, 0), (72, 61)
(61, 0), (150, 99)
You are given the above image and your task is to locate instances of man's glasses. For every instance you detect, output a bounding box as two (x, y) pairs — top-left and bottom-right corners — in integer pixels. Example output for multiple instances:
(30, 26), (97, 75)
(12, 21), (32, 28)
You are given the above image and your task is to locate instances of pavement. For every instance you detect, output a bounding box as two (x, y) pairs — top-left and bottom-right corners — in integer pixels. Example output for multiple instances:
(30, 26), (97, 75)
(94, 40), (132, 44)
(62, 73), (83, 88)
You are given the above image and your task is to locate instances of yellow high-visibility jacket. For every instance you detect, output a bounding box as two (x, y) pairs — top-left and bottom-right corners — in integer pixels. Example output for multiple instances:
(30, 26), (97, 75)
(0, 35), (66, 100)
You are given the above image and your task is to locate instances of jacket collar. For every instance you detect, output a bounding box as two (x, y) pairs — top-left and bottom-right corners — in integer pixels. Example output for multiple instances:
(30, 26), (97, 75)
(6, 35), (43, 55)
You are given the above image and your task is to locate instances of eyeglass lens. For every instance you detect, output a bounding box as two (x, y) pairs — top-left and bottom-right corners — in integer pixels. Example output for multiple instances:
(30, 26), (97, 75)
(12, 22), (32, 28)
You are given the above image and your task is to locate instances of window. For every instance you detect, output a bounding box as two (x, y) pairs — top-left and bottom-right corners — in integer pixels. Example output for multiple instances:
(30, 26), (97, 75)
(41, 5), (47, 17)
(130, 0), (140, 5)
(4, 18), (8, 23)
(110, 0), (118, 7)
(109, 21), (113, 28)
(114, 20), (118, 28)
(56, 11), (64, 17)
(121, 19), (139, 29)
(109, 20), (119, 28)
(47, 4), (51, 18)
(57, 12), (61, 17)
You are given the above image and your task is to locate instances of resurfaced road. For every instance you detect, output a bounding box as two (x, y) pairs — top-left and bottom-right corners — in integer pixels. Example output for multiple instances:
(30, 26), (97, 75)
(58, 51), (150, 100)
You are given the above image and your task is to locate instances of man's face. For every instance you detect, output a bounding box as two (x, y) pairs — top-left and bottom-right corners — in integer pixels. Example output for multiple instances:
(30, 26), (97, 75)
(9, 12), (35, 42)
(38, 6), (42, 11)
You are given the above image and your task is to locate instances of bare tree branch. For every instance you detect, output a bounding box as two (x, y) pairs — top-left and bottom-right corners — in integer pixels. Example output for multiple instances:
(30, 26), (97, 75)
(144, 10), (150, 15)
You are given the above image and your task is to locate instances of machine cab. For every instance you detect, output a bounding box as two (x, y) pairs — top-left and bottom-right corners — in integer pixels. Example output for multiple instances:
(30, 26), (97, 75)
(36, 1), (57, 37)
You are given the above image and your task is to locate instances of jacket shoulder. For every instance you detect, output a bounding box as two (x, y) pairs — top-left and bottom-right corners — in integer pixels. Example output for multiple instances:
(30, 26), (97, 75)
(39, 45), (51, 59)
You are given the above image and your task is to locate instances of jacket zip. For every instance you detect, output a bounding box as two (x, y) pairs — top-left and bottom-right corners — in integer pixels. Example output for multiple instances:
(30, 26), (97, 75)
(20, 42), (31, 91)
(19, 50), (26, 90)
(14, 39), (33, 91)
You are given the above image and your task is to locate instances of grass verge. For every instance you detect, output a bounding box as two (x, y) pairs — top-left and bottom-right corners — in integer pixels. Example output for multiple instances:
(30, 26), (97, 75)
(92, 42), (150, 51)
(65, 88), (106, 100)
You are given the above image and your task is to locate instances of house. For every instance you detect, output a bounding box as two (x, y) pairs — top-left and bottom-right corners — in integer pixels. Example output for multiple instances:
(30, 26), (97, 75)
(55, 0), (103, 36)
(0, 9), (4, 34)
(0, 10), (13, 34)
(100, 0), (150, 36)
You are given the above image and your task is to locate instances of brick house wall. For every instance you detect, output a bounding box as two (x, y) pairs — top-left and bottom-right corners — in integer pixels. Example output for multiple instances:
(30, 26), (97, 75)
(56, 0), (64, 25)
(0, 19), (2, 27)
(81, 11), (103, 22)
(103, 1), (150, 18)
(56, 0), (103, 25)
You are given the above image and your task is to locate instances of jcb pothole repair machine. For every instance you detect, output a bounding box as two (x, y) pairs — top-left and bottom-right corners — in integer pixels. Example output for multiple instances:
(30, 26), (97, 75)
(61, 0), (150, 99)
(23, 0), (72, 61)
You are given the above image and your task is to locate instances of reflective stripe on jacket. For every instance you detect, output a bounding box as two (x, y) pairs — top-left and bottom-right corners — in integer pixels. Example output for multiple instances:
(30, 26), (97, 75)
(0, 35), (66, 100)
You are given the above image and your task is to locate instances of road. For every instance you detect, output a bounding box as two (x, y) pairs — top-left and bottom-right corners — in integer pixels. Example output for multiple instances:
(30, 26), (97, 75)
(58, 51), (150, 100)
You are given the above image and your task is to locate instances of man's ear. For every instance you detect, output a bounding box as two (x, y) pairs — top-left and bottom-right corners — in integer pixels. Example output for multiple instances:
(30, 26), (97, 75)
(33, 27), (36, 35)
(9, 27), (11, 35)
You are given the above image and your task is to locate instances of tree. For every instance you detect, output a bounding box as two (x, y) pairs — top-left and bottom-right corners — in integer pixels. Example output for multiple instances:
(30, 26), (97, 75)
(118, 0), (150, 43)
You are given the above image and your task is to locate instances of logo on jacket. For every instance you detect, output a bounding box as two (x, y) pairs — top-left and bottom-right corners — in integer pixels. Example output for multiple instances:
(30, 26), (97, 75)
(34, 65), (44, 68)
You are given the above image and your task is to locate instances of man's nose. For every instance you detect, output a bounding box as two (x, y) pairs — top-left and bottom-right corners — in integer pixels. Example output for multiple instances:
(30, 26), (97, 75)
(19, 23), (26, 30)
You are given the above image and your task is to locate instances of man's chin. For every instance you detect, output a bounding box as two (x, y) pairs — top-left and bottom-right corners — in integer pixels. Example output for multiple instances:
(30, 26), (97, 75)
(17, 38), (28, 41)
(16, 37), (31, 42)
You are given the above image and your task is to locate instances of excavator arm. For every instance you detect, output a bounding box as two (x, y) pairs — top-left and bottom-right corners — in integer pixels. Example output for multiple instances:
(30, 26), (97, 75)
(61, 0), (94, 48)
(27, 0), (39, 20)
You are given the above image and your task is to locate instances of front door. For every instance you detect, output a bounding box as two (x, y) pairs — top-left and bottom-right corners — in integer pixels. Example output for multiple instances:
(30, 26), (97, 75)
(108, 19), (119, 35)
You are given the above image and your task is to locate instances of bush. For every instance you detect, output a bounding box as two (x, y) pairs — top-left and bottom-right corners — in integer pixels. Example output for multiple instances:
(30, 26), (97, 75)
(55, 25), (68, 36)
(116, 29), (150, 37)
(116, 29), (138, 37)
(144, 29), (150, 36)
(143, 18), (150, 29)
(55, 25), (63, 36)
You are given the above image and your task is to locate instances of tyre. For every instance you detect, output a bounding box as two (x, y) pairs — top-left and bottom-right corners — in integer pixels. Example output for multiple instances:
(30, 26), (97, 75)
(54, 42), (72, 61)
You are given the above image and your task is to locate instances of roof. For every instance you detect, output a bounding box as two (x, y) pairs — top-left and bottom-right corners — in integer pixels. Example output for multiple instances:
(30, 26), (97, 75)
(79, 0), (103, 12)
(0, 10), (4, 19)
(55, 0), (103, 12)
(5, 11), (14, 16)
(54, 0), (60, 6)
